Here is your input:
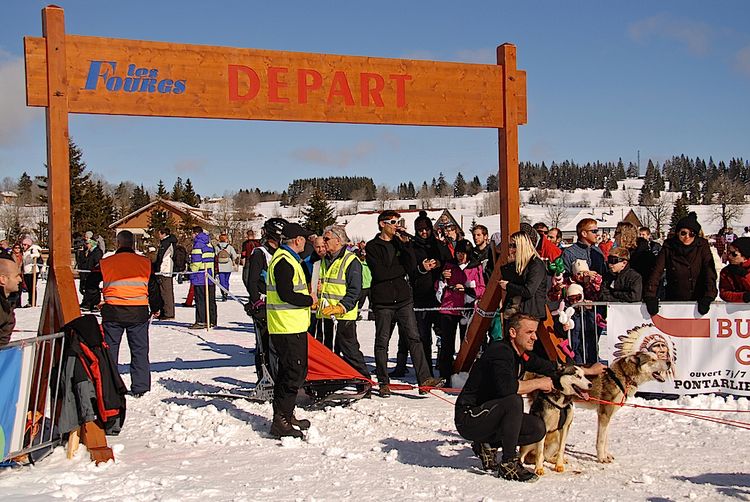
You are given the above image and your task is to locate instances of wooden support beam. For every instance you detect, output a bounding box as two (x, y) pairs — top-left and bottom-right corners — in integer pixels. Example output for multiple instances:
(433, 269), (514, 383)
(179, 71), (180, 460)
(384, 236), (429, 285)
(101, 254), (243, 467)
(454, 44), (522, 372)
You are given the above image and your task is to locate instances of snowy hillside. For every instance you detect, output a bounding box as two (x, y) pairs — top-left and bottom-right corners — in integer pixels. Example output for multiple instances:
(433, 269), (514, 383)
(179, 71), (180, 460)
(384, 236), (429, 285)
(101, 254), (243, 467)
(2, 277), (749, 500)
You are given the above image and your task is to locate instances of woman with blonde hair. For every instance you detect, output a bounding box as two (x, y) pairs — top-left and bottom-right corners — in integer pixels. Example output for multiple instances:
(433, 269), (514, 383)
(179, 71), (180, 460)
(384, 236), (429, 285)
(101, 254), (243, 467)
(499, 232), (547, 321)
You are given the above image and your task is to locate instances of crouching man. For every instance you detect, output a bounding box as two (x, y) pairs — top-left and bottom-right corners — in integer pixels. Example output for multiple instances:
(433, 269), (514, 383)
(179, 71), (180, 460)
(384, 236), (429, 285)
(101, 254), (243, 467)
(454, 313), (603, 482)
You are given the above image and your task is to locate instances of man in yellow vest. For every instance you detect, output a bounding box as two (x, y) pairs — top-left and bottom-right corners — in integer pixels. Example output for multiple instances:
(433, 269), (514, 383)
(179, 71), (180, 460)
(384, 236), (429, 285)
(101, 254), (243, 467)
(319, 225), (370, 378)
(100, 230), (153, 397)
(266, 222), (317, 438)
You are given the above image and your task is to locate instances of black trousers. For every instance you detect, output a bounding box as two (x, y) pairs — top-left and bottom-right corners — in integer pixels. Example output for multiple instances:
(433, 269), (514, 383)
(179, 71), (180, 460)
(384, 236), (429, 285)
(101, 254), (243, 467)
(312, 317), (334, 349)
(438, 314), (463, 386)
(332, 319), (370, 378)
(270, 332), (308, 419)
(251, 312), (278, 382)
(395, 309), (437, 376)
(23, 273), (36, 305)
(193, 283), (217, 325)
(373, 303), (431, 385)
(455, 394), (546, 462)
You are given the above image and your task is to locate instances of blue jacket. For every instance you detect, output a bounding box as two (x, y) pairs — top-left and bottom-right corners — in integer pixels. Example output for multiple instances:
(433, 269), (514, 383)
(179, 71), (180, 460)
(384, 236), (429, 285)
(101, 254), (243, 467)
(189, 232), (216, 286)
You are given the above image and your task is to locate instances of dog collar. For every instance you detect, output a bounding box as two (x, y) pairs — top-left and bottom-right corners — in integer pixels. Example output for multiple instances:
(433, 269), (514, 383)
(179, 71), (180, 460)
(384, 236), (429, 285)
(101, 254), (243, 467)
(605, 367), (628, 395)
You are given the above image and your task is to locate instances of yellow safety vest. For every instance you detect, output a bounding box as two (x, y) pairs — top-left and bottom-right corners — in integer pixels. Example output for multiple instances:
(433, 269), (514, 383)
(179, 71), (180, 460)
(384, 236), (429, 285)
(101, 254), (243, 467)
(266, 248), (311, 334)
(318, 250), (358, 320)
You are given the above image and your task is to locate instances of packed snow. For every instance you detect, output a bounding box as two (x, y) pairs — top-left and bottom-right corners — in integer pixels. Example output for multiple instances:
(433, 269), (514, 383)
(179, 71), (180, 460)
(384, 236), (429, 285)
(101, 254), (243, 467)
(2, 276), (749, 501)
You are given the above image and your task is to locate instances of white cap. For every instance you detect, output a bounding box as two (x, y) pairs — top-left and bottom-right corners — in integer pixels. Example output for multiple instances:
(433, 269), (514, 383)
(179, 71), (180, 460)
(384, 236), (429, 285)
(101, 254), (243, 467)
(572, 259), (590, 275)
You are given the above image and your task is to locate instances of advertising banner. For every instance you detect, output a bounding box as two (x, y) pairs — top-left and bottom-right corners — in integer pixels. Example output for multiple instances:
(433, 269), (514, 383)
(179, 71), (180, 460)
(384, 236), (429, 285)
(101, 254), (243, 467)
(601, 303), (750, 396)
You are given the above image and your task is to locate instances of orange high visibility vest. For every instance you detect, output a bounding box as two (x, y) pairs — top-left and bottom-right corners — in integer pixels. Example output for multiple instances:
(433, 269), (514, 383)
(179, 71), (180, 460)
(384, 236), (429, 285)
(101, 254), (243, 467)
(100, 252), (151, 306)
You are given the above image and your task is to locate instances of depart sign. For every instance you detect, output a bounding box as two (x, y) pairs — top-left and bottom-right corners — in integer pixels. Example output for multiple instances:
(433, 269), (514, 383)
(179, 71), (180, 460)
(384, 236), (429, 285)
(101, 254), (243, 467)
(25, 35), (526, 127)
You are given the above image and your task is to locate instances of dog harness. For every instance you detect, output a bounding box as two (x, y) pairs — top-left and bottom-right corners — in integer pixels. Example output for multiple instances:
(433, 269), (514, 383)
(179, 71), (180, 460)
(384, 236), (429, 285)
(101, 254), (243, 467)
(541, 394), (572, 432)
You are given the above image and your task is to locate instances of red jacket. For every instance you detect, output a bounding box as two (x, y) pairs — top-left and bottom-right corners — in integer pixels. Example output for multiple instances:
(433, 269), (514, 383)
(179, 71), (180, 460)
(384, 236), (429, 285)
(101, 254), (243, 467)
(598, 240), (614, 259)
(719, 259), (750, 302)
(537, 236), (562, 262)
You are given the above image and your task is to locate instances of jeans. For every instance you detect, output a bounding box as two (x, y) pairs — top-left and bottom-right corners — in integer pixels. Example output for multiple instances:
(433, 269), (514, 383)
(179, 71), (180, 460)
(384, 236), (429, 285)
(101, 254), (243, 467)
(373, 302), (432, 385)
(103, 319), (151, 394)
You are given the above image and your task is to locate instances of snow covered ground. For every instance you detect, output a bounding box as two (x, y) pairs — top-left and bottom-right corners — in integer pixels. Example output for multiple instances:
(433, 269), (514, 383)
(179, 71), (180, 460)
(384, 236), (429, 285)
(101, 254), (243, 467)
(2, 276), (750, 501)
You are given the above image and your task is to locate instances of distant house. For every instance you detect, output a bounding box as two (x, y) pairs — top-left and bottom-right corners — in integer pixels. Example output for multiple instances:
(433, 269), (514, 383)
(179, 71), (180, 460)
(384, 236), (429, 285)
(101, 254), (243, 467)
(1, 191), (18, 205)
(109, 198), (213, 248)
(560, 208), (642, 242)
(342, 208), (461, 243)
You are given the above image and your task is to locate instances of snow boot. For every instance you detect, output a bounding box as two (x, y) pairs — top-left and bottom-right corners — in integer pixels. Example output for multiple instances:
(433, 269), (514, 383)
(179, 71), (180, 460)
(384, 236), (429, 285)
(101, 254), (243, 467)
(497, 456), (538, 483)
(418, 376), (445, 395)
(270, 415), (303, 439)
(291, 414), (311, 430)
(379, 384), (392, 398)
(472, 442), (499, 472)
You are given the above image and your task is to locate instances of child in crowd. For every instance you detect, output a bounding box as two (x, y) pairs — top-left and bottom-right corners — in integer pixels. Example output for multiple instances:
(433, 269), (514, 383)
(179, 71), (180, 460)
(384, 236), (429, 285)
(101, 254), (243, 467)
(599, 247), (643, 302)
(561, 283), (600, 364)
(719, 237), (750, 303)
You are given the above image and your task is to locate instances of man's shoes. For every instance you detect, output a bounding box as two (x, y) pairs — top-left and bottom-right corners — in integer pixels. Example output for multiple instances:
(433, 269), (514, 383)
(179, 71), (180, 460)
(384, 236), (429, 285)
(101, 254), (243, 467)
(157, 316), (175, 321)
(497, 456), (539, 483)
(128, 391), (147, 398)
(270, 414), (303, 439)
(418, 377), (445, 395)
(379, 384), (392, 398)
(291, 414), (311, 430)
(388, 367), (408, 378)
(188, 323), (207, 330)
(472, 442), (499, 472)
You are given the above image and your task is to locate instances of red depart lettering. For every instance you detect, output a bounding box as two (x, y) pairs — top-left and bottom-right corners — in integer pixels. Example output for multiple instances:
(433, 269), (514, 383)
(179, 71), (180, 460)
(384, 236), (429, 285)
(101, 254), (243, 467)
(298, 69), (323, 104)
(228, 65), (260, 101)
(360, 73), (385, 107)
(327, 71), (355, 106)
(268, 67), (289, 104)
(389, 74), (412, 108)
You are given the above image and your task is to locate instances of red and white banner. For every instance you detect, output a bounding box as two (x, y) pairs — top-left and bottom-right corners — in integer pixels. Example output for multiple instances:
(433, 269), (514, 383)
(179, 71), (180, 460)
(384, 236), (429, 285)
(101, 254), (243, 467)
(601, 303), (750, 397)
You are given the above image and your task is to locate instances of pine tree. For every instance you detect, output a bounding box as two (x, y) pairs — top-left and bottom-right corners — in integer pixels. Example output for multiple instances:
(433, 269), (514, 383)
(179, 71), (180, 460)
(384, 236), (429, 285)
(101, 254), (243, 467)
(156, 180), (169, 199)
(130, 184), (151, 212)
(626, 162), (639, 178)
(172, 177), (185, 202)
(17, 172), (32, 204)
(467, 175), (482, 196)
(670, 195), (690, 231)
(302, 188), (336, 234)
(436, 172), (448, 197)
(147, 208), (176, 245)
(183, 178), (200, 206)
(486, 174), (499, 192)
(453, 172), (466, 197)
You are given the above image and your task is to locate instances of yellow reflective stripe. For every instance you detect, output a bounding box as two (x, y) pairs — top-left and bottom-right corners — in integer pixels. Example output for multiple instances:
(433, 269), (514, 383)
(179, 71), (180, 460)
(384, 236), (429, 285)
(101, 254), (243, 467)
(266, 304), (303, 311)
(102, 280), (147, 288)
(266, 284), (307, 292)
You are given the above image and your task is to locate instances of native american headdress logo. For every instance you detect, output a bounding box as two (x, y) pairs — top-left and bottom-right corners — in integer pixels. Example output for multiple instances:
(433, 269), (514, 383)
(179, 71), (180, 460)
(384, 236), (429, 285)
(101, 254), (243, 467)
(614, 323), (676, 379)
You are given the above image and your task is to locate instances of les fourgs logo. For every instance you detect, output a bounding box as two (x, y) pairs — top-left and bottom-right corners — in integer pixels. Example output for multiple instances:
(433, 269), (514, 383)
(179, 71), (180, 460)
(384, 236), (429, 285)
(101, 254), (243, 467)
(83, 61), (187, 94)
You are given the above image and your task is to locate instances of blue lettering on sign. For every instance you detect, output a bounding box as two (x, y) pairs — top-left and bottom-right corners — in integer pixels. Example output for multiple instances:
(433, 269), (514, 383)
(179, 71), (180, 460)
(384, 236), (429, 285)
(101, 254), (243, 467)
(83, 61), (187, 95)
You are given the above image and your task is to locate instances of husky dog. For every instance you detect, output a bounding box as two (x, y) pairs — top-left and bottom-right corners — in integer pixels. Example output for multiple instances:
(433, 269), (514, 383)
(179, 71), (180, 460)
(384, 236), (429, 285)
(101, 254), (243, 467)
(583, 351), (671, 463)
(519, 365), (592, 475)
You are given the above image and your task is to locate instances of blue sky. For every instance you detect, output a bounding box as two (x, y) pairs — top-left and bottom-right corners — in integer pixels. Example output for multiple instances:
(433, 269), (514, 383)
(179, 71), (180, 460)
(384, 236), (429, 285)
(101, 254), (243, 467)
(1, 1), (749, 196)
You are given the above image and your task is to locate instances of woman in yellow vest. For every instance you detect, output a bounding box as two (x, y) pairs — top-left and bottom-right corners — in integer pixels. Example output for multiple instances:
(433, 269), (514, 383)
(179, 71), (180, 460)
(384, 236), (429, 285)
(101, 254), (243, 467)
(266, 222), (317, 439)
(319, 225), (370, 379)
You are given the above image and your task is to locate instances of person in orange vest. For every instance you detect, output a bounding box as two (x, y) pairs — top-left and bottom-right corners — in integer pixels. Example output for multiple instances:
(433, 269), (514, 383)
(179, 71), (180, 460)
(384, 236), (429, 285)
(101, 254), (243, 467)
(100, 230), (153, 397)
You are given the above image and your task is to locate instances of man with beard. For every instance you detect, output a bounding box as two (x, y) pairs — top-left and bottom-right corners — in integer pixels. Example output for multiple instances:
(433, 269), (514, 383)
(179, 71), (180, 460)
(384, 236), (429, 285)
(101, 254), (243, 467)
(391, 211), (449, 377)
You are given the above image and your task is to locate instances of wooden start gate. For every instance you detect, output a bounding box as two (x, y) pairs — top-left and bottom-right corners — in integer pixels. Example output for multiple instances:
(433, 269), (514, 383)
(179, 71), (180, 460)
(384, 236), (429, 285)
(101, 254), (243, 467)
(24, 4), (543, 462)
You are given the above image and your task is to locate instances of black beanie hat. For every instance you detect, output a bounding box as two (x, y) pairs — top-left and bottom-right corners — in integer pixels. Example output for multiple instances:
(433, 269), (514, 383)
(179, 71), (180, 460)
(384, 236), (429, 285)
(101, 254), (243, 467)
(732, 237), (750, 259)
(414, 210), (432, 231)
(454, 239), (473, 255)
(676, 211), (701, 234)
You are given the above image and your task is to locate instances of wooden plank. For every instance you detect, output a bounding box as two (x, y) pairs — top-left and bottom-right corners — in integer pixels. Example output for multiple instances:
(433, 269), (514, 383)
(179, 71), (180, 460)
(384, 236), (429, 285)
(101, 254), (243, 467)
(516, 70), (527, 125)
(25, 35), (505, 128)
(38, 5), (80, 336)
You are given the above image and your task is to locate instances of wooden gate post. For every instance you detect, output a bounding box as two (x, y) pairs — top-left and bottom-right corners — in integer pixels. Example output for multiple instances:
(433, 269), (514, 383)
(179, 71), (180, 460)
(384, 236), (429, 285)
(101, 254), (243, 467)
(36, 5), (112, 465)
(454, 44), (522, 372)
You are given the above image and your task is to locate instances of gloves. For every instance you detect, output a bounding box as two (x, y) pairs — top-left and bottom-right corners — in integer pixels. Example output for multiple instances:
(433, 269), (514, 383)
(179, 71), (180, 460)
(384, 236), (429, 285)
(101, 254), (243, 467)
(244, 299), (265, 317)
(644, 297), (659, 316)
(724, 264), (748, 277)
(321, 304), (346, 317)
(697, 297), (712, 316)
(744, 292), (750, 303)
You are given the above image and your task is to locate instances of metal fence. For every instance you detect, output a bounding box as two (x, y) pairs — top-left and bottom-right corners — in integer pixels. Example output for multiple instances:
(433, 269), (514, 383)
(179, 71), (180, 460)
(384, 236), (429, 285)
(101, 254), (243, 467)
(1, 332), (66, 464)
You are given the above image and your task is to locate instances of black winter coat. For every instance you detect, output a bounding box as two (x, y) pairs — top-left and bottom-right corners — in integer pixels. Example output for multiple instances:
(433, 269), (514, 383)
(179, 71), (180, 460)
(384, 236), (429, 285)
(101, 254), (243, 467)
(645, 237), (717, 301)
(600, 266), (642, 302)
(411, 235), (451, 308)
(365, 235), (417, 308)
(629, 238), (657, 285)
(500, 256), (548, 320)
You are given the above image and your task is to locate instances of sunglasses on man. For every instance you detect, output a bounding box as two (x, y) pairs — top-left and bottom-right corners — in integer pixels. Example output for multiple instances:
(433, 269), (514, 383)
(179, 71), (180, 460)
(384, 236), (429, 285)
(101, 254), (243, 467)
(586, 228), (600, 234)
(679, 230), (695, 238)
(729, 250), (743, 258)
(607, 255), (627, 265)
(382, 219), (399, 225)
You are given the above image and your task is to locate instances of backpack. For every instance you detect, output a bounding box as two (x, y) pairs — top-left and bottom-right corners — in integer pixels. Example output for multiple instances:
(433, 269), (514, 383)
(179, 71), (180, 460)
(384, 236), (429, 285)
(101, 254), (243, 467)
(173, 245), (187, 272)
(217, 245), (231, 264)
